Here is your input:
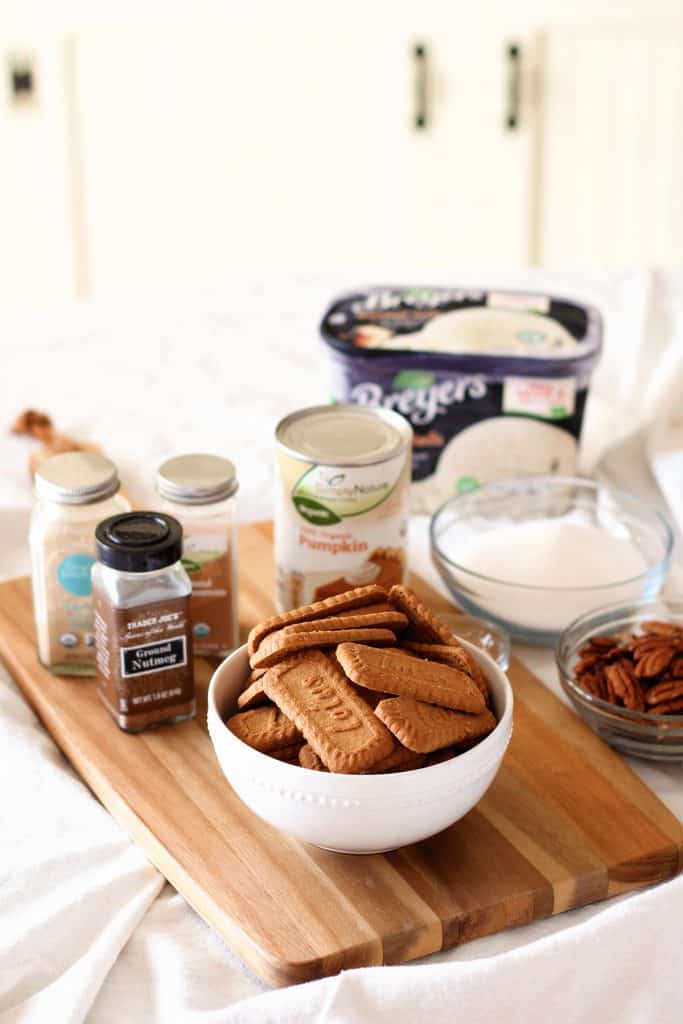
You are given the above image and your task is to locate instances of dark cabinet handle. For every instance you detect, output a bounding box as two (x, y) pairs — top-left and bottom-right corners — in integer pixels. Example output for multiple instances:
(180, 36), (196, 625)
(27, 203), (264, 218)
(413, 43), (428, 130)
(505, 43), (521, 131)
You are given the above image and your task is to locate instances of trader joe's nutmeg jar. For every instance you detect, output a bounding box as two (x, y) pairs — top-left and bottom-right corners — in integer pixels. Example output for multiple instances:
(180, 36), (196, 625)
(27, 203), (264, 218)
(92, 512), (195, 732)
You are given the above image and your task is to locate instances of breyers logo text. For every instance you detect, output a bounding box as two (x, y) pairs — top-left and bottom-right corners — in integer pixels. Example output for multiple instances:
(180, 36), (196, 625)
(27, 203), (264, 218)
(350, 377), (487, 426)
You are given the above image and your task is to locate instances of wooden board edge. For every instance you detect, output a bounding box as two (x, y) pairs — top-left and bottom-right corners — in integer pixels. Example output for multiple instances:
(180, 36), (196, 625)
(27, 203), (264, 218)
(0, 619), (421, 987)
(3, 542), (683, 985)
(0, 638), (296, 987)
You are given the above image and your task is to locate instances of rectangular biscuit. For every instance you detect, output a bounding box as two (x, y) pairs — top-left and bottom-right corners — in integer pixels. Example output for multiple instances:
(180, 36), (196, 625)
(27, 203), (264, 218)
(281, 609), (408, 636)
(226, 705), (301, 752)
(336, 643), (486, 713)
(363, 602), (404, 615)
(247, 584), (388, 655)
(366, 743), (426, 773)
(262, 650), (394, 773)
(298, 743), (328, 771)
(389, 585), (457, 645)
(425, 745), (458, 766)
(251, 627), (396, 670)
(401, 642), (490, 703)
(375, 697), (497, 753)
(300, 738), (423, 773)
(236, 675), (269, 710)
(270, 741), (305, 764)
(347, 683), (389, 710)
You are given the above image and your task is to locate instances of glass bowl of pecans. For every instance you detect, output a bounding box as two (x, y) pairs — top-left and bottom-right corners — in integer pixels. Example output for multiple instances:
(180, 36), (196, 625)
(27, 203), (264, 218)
(556, 597), (683, 761)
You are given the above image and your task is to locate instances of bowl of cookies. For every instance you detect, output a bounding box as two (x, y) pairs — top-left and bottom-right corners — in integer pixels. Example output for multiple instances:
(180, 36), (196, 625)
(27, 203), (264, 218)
(207, 585), (513, 853)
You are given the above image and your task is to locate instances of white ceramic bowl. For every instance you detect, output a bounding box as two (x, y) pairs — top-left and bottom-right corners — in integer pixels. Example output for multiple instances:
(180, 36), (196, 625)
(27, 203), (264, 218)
(207, 641), (513, 854)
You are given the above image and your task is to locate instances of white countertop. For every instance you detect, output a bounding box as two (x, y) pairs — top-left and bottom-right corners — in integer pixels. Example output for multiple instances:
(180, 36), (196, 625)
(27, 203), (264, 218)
(1, 268), (683, 1023)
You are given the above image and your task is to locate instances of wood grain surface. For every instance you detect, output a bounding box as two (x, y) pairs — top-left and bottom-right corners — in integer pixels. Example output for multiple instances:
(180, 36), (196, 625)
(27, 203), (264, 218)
(0, 520), (681, 987)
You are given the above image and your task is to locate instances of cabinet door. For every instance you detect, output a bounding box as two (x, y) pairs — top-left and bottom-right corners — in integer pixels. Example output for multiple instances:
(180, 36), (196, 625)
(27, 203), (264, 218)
(70, 16), (531, 294)
(536, 19), (683, 266)
(0, 39), (78, 305)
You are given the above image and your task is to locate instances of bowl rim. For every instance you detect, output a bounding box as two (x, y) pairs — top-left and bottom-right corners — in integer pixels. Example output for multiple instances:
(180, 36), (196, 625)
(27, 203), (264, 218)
(429, 474), (674, 593)
(207, 638), (514, 783)
(555, 596), (683, 724)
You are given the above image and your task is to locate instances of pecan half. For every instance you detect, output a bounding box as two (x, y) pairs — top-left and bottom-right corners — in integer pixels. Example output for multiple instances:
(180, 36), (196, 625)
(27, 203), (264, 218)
(630, 635), (679, 656)
(605, 660), (646, 711)
(648, 697), (683, 714)
(645, 678), (683, 706)
(577, 667), (608, 701)
(588, 635), (621, 650)
(641, 620), (683, 637)
(634, 645), (676, 678)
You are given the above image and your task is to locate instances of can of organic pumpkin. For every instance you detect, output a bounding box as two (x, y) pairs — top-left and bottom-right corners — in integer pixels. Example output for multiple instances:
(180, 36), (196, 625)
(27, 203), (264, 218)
(274, 404), (412, 612)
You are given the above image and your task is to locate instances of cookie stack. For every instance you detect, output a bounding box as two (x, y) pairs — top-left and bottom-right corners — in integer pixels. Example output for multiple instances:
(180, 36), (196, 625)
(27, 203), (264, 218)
(226, 585), (497, 774)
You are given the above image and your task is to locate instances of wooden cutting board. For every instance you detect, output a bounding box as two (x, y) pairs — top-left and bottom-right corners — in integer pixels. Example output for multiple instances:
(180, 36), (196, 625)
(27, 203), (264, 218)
(1, 521), (681, 988)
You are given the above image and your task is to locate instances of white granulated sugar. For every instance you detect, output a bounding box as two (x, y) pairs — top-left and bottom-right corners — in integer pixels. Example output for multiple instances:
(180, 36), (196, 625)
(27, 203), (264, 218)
(457, 520), (648, 588)
(447, 519), (650, 634)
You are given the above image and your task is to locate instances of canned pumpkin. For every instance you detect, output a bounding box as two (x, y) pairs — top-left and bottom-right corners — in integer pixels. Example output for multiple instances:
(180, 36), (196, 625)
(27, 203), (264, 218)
(274, 404), (412, 612)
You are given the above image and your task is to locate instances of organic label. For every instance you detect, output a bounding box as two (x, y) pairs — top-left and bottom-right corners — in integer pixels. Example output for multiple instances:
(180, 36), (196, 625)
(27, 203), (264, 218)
(292, 458), (404, 524)
(57, 553), (96, 597)
(292, 495), (342, 526)
(181, 531), (235, 653)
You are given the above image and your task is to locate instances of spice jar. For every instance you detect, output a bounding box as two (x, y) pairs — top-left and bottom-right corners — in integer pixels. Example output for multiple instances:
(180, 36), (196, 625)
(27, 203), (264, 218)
(157, 454), (239, 657)
(29, 451), (130, 675)
(92, 512), (195, 732)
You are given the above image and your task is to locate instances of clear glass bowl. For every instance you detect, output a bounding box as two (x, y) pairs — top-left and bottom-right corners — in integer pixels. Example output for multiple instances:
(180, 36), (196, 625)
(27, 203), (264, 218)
(436, 611), (510, 671)
(430, 476), (673, 645)
(556, 597), (683, 762)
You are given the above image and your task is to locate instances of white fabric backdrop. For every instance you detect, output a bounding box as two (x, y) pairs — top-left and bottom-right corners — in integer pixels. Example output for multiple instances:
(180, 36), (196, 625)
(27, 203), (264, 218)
(1, 269), (683, 1023)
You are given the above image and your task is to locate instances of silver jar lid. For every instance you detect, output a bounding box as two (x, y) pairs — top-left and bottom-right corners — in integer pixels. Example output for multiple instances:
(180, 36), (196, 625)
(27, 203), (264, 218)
(35, 451), (120, 505)
(157, 454), (238, 505)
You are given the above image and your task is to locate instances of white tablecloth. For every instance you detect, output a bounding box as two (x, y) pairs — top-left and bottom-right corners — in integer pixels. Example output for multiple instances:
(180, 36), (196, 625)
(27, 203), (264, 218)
(1, 270), (683, 1023)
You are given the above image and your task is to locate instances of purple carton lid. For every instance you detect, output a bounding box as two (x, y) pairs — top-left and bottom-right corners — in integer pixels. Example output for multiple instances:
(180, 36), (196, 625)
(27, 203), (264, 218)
(320, 285), (602, 381)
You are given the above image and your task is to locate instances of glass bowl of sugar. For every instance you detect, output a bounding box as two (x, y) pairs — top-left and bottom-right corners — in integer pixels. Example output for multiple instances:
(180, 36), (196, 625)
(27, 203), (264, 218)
(430, 476), (673, 645)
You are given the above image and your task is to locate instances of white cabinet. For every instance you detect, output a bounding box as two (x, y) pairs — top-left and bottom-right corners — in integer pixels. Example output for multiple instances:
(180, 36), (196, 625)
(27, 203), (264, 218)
(536, 19), (683, 266)
(69, 12), (532, 293)
(2, 10), (683, 302)
(0, 38), (78, 305)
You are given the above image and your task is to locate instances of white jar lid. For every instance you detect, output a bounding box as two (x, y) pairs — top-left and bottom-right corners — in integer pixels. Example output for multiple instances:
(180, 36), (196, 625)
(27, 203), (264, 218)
(35, 451), (120, 505)
(157, 454), (238, 505)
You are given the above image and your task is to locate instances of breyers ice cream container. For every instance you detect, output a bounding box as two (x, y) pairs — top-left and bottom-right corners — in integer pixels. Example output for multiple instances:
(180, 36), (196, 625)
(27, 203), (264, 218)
(320, 286), (603, 511)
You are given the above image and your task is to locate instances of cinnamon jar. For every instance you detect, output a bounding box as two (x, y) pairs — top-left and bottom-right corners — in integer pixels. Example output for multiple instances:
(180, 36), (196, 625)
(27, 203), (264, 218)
(157, 454), (239, 657)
